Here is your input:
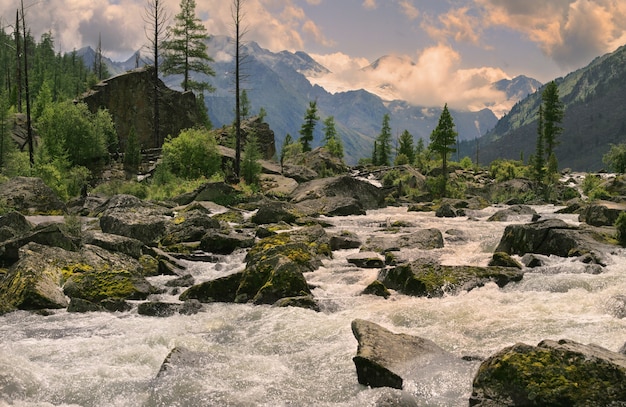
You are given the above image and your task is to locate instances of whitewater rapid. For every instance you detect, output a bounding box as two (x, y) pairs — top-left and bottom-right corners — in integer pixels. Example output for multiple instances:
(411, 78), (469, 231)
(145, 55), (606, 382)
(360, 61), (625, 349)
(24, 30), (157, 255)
(1, 205), (625, 406)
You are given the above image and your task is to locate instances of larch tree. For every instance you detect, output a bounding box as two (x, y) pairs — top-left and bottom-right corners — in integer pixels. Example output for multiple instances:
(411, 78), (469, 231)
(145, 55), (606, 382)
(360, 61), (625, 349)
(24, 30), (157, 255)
(143, 0), (169, 147)
(299, 100), (319, 152)
(161, 0), (214, 94)
(430, 103), (457, 182)
(541, 81), (564, 162)
(375, 113), (392, 166)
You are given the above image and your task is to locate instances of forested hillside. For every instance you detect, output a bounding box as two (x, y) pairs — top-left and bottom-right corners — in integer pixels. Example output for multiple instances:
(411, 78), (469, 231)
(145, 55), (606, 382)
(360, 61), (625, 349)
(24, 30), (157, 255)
(459, 44), (626, 171)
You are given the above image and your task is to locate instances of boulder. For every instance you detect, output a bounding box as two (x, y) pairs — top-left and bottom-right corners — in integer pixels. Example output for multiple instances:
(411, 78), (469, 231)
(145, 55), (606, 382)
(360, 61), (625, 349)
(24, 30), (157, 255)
(63, 267), (154, 303)
(329, 231), (362, 250)
(198, 230), (255, 255)
(0, 176), (66, 215)
(487, 205), (537, 222)
(160, 209), (221, 246)
(0, 211), (33, 238)
(579, 202), (625, 226)
(273, 295), (320, 312)
(488, 252), (522, 269)
(251, 199), (301, 225)
(347, 252), (385, 268)
(282, 164), (318, 183)
(67, 297), (104, 313)
(435, 203), (458, 218)
(470, 339), (626, 406)
(99, 195), (172, 245)
(0, 243), (71, 313)
(137, 300), (202, 317)
(283, 146), (348, 179)
(82, 231), (144, 259)
(379, 261), (524, 297)
(291, 175), (385, 215)
(362, 280), (391, 299)
(0, 222), (79, 267)
(495, 218), (613, 264)
(351, 319), (459, 389)
(179, 271), (244, 303)
(295, 196), (367, 217)
(363, 229), (444, 253)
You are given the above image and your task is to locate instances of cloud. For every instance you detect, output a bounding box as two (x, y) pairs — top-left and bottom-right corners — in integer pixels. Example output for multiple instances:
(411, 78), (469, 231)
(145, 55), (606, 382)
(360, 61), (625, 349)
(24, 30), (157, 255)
(476, 0), (626, 69)
(310, 44), (510, 113)
(362, 0), (377, 10)
(399, 0), (419, 20)
(423, 7), (482, 46)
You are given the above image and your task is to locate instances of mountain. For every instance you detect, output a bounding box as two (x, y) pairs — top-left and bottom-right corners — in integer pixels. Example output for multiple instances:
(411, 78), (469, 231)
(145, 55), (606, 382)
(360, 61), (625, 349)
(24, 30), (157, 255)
(87, 36), (538, 165)
(461, 45), (626, 171)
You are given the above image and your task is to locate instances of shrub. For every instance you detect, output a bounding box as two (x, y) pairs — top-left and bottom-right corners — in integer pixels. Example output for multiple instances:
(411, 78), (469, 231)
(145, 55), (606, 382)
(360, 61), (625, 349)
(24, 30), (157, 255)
(161, 128), (221, 179)
(603, 143), (626, 173)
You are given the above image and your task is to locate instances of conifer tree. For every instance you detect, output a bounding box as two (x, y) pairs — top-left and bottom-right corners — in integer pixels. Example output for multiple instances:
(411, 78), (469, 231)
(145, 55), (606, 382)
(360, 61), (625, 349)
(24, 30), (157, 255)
(241, 132), (262, 185)
(430, 103), (457, 181)
(322, 116), (343, 159)
(375, 113), (392, 166)
(299, 101), (318, 152)
(397, 129), (415, 164)
(162, 0), (214, 94)
(533, 105), (545, 182)
(542, 81), (564, 161)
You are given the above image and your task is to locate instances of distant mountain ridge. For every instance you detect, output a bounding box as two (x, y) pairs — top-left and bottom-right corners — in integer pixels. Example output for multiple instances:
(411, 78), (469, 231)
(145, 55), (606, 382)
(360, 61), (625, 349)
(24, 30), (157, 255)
(460, 44), (626, 171)
(78, 36), (540, 164)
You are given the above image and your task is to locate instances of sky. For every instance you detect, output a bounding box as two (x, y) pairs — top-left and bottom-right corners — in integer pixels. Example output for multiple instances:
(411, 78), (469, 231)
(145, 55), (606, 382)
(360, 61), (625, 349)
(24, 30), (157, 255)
(2, 0), (626, 112)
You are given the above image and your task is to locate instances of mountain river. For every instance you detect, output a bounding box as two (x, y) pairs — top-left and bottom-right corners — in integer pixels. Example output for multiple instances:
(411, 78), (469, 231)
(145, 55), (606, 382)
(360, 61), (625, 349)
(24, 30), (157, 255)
(1, 204), (626, 406)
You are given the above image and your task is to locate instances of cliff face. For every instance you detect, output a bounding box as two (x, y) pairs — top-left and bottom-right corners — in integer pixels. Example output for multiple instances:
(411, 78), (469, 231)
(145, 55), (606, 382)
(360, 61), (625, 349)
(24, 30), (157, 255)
(79, 66), (201, 151)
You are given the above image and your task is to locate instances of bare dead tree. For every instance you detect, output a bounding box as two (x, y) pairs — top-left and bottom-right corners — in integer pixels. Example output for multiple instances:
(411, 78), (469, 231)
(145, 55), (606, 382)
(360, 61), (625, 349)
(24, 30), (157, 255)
(232, 0), (249, 179)
(143, 0), (169, 148)
(19, 0), (33, 166)
(14, 10), (21, 113)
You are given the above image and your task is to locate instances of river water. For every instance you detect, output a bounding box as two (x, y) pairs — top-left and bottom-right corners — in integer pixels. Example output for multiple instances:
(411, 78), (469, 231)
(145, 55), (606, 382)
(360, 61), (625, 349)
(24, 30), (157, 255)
(1, 205), (626, 406)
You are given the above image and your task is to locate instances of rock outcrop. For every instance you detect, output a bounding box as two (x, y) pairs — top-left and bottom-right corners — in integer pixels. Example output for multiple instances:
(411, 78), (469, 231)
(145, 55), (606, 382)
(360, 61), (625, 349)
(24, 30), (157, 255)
(0, 177), (66, 215)
(79, 66), (201, 150)
(470, 339), (626, 406)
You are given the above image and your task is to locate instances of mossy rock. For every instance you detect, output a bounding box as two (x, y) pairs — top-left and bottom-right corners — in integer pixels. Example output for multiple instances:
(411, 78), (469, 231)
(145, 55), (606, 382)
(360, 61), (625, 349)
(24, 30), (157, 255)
(251, 257), (312, 305)
(471, 339), (626, 406)
(362, 280), (390, 299)
(489, 252), (523, 269)
(63, 268), (155, 302)
(179, 271), (243, 303)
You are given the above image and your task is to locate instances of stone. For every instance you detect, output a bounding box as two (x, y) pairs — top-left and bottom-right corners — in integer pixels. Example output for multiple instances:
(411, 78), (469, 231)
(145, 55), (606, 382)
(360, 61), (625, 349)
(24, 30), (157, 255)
(363, 229), (444, 253)
(379, 261), (524, 298)
(579, 203), (624, 226)
(470, 339), (626, 406)
(82, 231), (144, 259)
(251, 199), (301, 225)
(347, 252), (385, 268)
(179, 271), (244, 303)
(161, 209), (221, 246)
(290, 175), (385, 213)
(488, 252), (522, 269)
(330, 231), (362, 250)
(487, 205), (537, 222)
(199, 230), (255, 255)
(362, 280), (390, 299)
(435, 203), (458, 218)
(0, 177), (66, 215)
(273, 295), (320, 312)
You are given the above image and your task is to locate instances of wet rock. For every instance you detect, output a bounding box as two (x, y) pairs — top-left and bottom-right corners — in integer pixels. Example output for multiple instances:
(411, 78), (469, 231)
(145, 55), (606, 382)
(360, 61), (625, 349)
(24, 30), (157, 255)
(0, 211), (33, 238)
(435, 203), (458, 218)
(362, 280), (390, 299)
(282, 164), (318, 183)
(82, 231), (144, 259)
(351, 319), (457, 389)
(251, 199), (301, 225)
(199, 230), (255, 255)
(0, 222), (79, 267)
(179, 271), (244, 303)
(137, 301), (179, 317)
(579, 202), (624, 226)
(520, 253), (546, 268)
(161, 209), (221, 246)
(165, 274), (195, 288)
(329, 231), (362, 250)
(363, 229), (444, 253)
(347, 252), (385, 268)
(379, 261), (524, 297)
(488, 252), (522, 269)
(67, 297), (104, 313)
(99, 195), (172, 245)
(495, 218), (613, 264)
(0, 176), (66, 215)
(470, 339), (626, 406)
(487, 204), (537, 222)
(273, 295), (320, 312)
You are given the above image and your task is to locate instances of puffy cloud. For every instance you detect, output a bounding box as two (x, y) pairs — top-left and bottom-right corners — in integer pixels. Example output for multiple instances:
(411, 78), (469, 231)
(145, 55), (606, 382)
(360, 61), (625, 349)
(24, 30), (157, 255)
(310, 44), (510, 113)
(399, 0), (420, 20)
(362, 0), (377, 10)
(422, 7), (482, 45)
(476, 0), (626, 69)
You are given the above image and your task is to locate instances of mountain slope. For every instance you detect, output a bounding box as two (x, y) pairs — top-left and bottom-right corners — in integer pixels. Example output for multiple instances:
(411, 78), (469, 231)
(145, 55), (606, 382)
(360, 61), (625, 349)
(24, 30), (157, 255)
(461, 44), (626, 171)
(85, 36), (537, 165)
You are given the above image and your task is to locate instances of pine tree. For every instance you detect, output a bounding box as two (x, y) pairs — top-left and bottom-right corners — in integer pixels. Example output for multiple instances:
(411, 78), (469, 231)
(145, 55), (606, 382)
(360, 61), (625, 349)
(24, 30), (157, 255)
(240, 89), (250, 120)
(161, 0), (215, 93)
(542, 81), (564, 161)
(322, 116), (343, 158)
(241, 132), (262, 185)
(299, 101), (319, 152)
(397, 129), (415, 164)
(430, 103), (457, 180)
(280, 133), (292, 170)
(533, 105), (545, 182)
(376, 113), (392, 166)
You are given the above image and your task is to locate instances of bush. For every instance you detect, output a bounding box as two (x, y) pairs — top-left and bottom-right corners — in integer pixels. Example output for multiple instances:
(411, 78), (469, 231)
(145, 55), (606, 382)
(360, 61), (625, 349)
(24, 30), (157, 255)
(615, 212), (626, 246)
(241, 133), (262, 185)
(489, 159), (529, 182)
(603, 143), (626, 173)
(161, 128), (221, 179)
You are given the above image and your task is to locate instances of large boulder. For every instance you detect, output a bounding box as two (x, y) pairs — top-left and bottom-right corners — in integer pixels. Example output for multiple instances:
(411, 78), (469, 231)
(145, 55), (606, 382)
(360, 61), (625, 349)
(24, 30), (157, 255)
(283, 146), (348, 179)
(179, 271), (244, 303)
(379, 261), (524, 297)
(198, 230), (255, 255)
(351, 319), (463, 390)
(291, 175), (385, 217)
(578, 202), (625, 226)
(0, 211), (34, 240)
(251, 199), (301, 225)
(487, 205), (538, 222)
(99, 194), (172, 245)
(495, 218), (613, 264)
(79, 66), (201, 151)
(0, 222), (79, 267)
(470, 339), (626, 406)
(160, 209), (221, 246)
(82, 231), (144, 259)
(362, 229), (444, 253)
(0, 177), (66, 215)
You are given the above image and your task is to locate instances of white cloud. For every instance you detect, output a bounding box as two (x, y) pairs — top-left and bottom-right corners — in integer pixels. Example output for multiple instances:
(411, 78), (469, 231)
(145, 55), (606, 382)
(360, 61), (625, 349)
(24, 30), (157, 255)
(362, 0), (377, 10)
(399, 0), (419, 20)
(310, 44), (510, 113)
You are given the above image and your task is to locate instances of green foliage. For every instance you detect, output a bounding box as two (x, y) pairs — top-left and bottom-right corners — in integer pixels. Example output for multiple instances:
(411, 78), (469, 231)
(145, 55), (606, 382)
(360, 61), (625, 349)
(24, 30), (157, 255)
(541, 81), (564, 159)
(322, 116), (344, 159)
(603, 143), (626, 173)
(241, 133), (262, 185)
(394, 153), (409, 166)
(280, 133), (293, 168)
(489, 159), (529, 182)
(161, 128), (221, 179)
(37, 101), (116, 169)
(0, 94), (11, 170)
(581, 174), (611, 200)
(413, 138), (429, 173)
(547, 152), (559, 181)
(374, 113), (392, 166)
(398, 129), (415, 164)
(430, 104), (457, 178)
(161, 0), (215, 93)
(240, 90), (250, 120)
(459, 156), (473, 169)
(615, 212), (626, 246)
(533, 105), (546, 182)
(299, 101), (319, 152)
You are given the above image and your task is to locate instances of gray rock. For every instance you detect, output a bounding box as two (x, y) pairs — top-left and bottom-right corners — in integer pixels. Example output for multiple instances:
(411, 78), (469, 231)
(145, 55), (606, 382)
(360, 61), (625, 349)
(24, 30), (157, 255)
(487, 204), (537, 222)
(347, 252), (385, 268)
(0, 176), (66, 215)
